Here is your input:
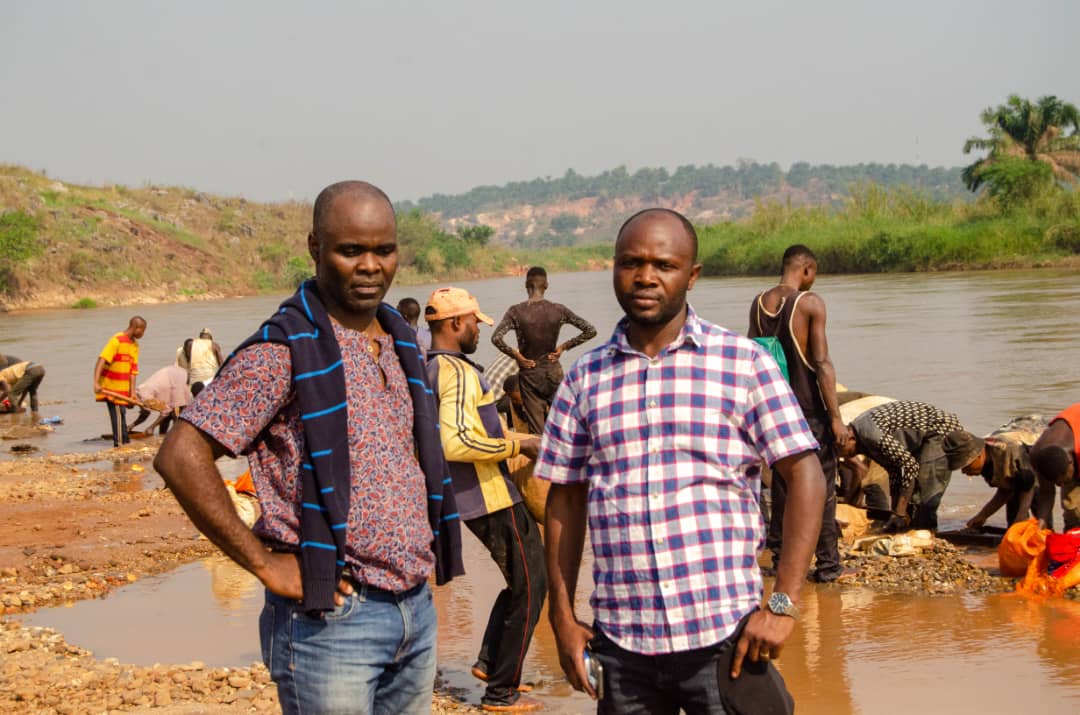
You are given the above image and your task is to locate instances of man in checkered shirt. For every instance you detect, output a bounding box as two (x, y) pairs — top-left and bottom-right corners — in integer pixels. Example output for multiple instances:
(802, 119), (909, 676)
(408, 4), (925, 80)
(536, 209), (826, 714)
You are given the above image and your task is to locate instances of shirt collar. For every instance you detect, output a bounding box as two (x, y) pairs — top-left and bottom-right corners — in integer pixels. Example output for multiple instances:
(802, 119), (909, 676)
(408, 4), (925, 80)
(606, 304), (705, 357)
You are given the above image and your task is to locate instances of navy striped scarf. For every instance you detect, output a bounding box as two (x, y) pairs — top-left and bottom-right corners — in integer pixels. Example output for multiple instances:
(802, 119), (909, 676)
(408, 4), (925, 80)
(234, 280), (464, 611)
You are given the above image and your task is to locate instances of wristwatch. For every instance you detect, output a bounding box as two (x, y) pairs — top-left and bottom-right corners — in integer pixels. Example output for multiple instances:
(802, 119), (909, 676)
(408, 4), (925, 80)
(766, 591), (799, 620)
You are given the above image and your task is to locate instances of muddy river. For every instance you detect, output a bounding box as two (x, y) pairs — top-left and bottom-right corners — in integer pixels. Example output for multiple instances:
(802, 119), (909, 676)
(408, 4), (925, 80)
(7, 267), (1080, 712)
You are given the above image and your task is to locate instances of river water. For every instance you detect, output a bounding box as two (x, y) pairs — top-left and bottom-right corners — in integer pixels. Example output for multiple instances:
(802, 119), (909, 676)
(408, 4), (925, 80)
(8, 267), (1080, 712)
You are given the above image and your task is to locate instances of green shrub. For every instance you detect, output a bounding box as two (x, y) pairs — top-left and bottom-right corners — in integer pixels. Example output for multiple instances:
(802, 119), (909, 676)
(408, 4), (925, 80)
(1046, 223), (1080, 253)
(284, 256), (311, 287)
(67, 251), (103, 280)
(0, 210), (42, 262)
(253, 270), (276, 291)
(71, 297), (97, 309)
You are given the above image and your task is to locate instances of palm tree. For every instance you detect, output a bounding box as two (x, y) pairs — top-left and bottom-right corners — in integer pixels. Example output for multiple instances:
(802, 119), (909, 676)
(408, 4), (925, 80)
(962, 94), (1080, 191)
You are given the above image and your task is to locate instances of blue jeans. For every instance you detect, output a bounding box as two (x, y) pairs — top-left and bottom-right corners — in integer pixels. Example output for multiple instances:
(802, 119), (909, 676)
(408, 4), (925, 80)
(260, 581), (436, 715)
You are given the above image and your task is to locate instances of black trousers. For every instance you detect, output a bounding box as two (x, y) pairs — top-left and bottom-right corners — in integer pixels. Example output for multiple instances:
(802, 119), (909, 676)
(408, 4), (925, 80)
(466, 502), (547, 706)
(105, 401), (129, 447)
(768, 415), (841, 580)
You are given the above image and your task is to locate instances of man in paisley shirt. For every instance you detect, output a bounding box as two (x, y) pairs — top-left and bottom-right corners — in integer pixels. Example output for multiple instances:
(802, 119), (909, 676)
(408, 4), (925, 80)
(155, 181), (462, 715)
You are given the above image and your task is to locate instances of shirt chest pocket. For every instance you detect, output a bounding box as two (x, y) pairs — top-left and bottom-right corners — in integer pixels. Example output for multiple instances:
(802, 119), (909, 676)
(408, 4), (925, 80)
(670, 406), (722, 451)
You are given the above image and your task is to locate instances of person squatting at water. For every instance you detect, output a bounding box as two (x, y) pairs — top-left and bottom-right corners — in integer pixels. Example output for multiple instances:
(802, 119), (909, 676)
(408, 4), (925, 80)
(93, 316), (146, 448)
(839, 400), (983, 532)
(0, 358), (46, 414)
(492, 265), (596, 434)
(128, 364), (199, 435)
(1032, 402), (1080, 531)
(425, 286), (547, 712)
(155, 181), (464, 715)
(963, 414), (1049, 530)
(748, 244), (847, 583)
(538, 208), (824, 714)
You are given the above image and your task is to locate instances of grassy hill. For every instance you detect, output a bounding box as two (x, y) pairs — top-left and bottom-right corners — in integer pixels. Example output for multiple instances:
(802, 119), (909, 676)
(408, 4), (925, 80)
(3, 163), (1076, 312)
(0, 166), (610, 311)
(397, 162), (970, 249)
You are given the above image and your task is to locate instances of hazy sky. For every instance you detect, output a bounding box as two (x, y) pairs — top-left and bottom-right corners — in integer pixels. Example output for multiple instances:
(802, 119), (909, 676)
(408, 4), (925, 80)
(3, 1), (1076, 203)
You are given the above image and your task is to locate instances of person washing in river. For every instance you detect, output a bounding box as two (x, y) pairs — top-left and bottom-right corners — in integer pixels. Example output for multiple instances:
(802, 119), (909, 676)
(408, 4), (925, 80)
(749, 244), (847, 583)
(0, 359), (46, 414)
(93, 316), (146, 448)
(963, 414), (1048, 530)
(492, 266), (597, 434)
(839, 400), (982, 532)
(129, 365), (194, 435)
(1031, 403), (1080, 531)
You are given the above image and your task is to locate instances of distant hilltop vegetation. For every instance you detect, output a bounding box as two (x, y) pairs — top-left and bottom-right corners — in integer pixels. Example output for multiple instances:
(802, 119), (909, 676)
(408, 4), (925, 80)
(0, 165), (608, 311)
(396, 162), (968, 248)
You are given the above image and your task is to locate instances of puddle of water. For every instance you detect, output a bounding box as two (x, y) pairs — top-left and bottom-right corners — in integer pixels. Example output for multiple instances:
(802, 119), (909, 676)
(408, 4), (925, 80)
(25, 557), (263, 668)
(26, 538), (1080, 713)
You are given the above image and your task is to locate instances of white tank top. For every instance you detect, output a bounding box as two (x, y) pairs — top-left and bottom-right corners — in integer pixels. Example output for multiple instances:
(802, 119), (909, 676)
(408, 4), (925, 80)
(188, 338), (219, 385)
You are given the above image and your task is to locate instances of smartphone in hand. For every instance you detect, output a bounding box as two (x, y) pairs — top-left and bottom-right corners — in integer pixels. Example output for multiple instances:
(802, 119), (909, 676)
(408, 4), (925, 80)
(583, 648), (604, 700)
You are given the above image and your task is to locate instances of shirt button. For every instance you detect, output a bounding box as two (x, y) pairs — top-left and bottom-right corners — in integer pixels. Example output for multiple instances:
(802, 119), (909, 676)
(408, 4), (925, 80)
(650, 493), (661, 503)
(655, 537), (664, 546)
(661, 581), (672, 591)
(649, 400), (658, 408)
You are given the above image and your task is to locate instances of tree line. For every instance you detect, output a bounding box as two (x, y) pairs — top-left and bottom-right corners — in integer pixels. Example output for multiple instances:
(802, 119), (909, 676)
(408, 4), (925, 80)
(396, 162), (968, 218)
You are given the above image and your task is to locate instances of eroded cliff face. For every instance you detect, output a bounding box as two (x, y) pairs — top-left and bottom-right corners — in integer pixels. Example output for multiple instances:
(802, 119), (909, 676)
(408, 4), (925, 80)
(440, 185), (819, 248)
(0, 166), (313, 311)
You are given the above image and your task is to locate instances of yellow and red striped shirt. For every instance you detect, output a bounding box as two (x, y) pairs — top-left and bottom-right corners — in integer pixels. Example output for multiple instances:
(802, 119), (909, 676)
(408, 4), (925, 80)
(97, 332), (139, 404)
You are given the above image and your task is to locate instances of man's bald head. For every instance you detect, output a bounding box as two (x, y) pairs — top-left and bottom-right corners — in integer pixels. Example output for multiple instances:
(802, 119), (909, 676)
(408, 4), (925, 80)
(312, 181), (394, 240)
(615, 208), (698, 261)
(127, 315), (146, 339)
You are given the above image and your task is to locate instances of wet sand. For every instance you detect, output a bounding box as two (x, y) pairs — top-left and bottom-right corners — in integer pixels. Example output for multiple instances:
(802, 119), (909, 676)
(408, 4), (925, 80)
(0, 438), (480, 713)
(4, 433), (1080, 712)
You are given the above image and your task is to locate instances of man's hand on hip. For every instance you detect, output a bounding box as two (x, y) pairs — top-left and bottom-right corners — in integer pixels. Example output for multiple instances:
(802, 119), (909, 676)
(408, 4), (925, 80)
(257, 551), (355, 606)
(731, 610), (795, 678)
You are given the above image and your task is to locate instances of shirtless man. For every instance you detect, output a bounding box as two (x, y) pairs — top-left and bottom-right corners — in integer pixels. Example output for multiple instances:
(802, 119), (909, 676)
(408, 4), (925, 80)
(492, 266), (596, 434)
(749, 244), (846, 582)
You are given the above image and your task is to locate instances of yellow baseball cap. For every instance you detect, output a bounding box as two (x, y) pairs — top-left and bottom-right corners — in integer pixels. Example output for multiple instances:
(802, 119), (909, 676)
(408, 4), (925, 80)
(424, 287), (494, 325)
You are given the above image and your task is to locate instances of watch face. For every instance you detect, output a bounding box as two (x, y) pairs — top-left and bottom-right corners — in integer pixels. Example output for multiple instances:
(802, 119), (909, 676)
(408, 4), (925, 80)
(769, 592), (795, 616)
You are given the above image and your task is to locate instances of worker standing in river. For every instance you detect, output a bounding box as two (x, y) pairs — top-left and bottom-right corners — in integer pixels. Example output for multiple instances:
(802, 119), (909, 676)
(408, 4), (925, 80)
(749, 244), (847, 582)
(93, 316), (146, 448)
(492, 266), (596, 434)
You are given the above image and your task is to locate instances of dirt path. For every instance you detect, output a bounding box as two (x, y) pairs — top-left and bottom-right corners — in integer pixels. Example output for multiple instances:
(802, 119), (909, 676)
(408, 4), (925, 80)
(0, 442), (479, 713)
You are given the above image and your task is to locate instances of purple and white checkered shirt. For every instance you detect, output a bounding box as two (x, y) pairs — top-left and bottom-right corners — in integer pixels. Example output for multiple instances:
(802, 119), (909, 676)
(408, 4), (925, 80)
(535, 305), (818, 655)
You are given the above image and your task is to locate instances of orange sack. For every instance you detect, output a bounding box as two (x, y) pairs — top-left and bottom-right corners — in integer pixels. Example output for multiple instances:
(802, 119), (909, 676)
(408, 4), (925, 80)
(998, 518), (1049, 577)
(1013, 526), (1080, 599)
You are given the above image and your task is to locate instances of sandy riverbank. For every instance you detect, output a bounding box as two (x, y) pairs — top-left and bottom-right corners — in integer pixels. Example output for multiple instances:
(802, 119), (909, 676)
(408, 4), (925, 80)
(0, 433), (1064, 713)
(0, 439), (481, 713)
